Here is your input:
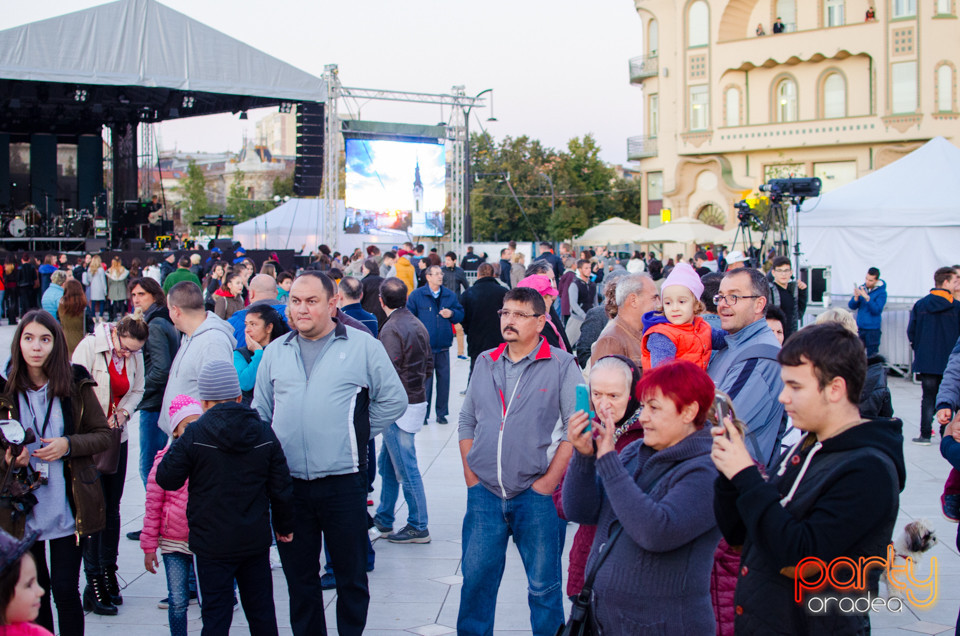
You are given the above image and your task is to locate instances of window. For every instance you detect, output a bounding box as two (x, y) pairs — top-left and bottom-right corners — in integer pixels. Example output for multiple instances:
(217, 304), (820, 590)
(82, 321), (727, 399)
(649, 94), (660, 137)
(892, 61), (918, 113)
(937, 0), (953, 14)
(690, 85), (710, 130)
(776, 78), (798, 122)
(822, 73), (846, 118)
(777, 0), (797, 32)
(688, 1), (709, 47)
(824, 0), (845, 26)
(648, 18), (659, 56)
(697, 204), (726, 228)
(893, 0), (916, 17)
(938, 65), (954, 112)
(725, 87), (740, 127)
(648, 172), (664, 199)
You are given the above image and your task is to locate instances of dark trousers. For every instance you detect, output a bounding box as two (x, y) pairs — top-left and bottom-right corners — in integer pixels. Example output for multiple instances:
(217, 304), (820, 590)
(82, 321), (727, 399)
(858, 328), (881, 357)
(195, 551), (278, 636)
(424, 348), (450, 420)
(919, 373), (944, 438)
(17, 285), (36, 319)
(33, 535), (85, 636)
(277, 473), (369, 636)
(83, 441), (127, 575)
(4, 287), (17, 323)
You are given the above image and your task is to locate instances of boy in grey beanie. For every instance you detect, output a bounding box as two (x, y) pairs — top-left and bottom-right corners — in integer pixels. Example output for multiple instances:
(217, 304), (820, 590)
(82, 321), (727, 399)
(157, 359), (294, 634)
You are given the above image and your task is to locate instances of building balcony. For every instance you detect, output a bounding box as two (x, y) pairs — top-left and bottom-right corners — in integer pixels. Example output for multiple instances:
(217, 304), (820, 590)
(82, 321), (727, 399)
(627, 135), (657, 160)
(717, 20), (883, 73)
(629, 55), (659, 83)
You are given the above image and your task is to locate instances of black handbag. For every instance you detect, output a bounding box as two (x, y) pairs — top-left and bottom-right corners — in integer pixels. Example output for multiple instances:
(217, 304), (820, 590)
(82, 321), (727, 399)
(556, 459), (680, 636)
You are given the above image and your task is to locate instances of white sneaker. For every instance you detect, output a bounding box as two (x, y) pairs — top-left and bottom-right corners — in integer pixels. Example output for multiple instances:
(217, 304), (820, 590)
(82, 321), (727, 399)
(269, 545), (282, 569)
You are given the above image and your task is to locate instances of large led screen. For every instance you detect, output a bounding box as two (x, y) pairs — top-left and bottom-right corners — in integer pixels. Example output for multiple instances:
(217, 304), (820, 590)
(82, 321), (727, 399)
(344, 138), (446, 237)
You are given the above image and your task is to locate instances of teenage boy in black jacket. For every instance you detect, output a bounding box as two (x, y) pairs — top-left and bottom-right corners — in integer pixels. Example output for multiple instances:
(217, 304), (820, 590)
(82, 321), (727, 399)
(157, 359), (294, 636)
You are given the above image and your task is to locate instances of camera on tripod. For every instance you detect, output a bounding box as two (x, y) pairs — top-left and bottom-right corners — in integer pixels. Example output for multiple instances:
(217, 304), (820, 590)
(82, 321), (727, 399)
(734, 199), (755, 223)
(758, 177), (822, 199)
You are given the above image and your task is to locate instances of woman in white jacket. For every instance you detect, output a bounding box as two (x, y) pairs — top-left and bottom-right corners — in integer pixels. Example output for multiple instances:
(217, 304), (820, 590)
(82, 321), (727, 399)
(84, 255), (108, 318)
(71, 314), (147, 615)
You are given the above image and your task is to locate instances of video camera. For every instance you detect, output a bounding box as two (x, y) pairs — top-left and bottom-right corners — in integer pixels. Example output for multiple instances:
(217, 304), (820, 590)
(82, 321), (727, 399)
(758, 177), (822, 199)
(734, 199), (755, 223)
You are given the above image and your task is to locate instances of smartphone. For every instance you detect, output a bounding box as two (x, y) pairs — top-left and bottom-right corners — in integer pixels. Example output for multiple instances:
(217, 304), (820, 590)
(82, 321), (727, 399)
(713, 392), (730, 435)
(575, 384), (594, 433)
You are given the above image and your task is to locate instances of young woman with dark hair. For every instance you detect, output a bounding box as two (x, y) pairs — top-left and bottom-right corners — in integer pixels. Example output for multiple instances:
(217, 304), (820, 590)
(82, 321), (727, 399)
(71, 313), (148, 615)
(56, 281), (92, 358)
(213, 272), (245, 320)
(233, 305), (289, 405)
(0, 310), (112, 636)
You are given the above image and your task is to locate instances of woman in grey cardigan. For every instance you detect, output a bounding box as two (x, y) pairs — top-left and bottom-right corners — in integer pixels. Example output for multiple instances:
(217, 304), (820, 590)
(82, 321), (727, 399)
(563, 359), (720, 635)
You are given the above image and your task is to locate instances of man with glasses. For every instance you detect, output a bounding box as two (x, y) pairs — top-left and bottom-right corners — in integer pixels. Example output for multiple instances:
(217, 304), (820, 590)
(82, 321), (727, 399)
(457, 286), (580, 636)
(708, 268), (785, 467)
(767, 256), (807, 339)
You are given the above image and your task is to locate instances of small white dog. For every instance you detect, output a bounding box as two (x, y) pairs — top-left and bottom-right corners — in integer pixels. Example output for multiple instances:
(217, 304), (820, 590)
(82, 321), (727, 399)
(883, 519), (937, 599)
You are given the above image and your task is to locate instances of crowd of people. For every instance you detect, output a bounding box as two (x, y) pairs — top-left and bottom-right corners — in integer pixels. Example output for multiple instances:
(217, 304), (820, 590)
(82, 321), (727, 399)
(0, 238), (949, 636)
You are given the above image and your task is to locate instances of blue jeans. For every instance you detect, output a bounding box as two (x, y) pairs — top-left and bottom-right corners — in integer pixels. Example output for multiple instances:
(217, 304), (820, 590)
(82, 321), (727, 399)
(374, 423), (428, 531)
(138, 410), (168, 487)
(163, 552), (192, 636)
(458, 485), (564, 636)
(858, 328), (881, 357)
(424, 349), (450, 420)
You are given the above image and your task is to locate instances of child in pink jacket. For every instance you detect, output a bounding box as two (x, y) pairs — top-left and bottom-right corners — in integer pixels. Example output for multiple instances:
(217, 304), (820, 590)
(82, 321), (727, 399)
(140, 395), (202, 636)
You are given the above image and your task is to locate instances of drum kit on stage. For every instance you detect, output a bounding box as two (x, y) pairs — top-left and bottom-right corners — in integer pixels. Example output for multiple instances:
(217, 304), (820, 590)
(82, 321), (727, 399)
(1, 204), (95, 239)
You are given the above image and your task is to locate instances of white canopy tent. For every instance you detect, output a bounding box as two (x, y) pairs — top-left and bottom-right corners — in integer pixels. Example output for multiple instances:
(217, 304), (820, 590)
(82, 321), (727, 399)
(233, 199), (343, 252)
(0, 0), (326, 103)
(797, 137), (960, 299)
(573, 217), (651, 245)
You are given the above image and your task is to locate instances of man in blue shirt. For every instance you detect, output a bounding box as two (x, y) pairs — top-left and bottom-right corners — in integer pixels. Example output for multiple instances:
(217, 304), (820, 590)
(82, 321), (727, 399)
(847, 267), (887, 356)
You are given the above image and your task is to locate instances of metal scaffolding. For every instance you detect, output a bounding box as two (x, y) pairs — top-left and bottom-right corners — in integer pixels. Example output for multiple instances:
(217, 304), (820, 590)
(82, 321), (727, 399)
(319, 66), (484, 255)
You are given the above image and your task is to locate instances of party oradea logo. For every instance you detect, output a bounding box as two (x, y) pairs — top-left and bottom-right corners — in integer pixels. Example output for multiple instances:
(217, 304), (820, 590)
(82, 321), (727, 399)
(792, 545), (937, 614)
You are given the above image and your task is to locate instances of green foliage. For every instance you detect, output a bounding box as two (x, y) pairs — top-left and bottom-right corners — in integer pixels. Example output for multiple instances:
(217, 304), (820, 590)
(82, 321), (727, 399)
(272, 173), (294, 199)
(175, 160), (214, 225)
(226, 170), (276, 223)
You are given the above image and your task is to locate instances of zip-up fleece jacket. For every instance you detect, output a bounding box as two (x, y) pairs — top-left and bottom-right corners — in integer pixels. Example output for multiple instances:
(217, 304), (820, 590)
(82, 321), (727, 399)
(458, 338), (581, 499)
(140, 447), (189, 553)
(156, 402), (295, 559)
(847, 279), (886, 331)
(158, 312), (236, 435)
(254, 319), (408, 480)
(714, 418), (905, 635)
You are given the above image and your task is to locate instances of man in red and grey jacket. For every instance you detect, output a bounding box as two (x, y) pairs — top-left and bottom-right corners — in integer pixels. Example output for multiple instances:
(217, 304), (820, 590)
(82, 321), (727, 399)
(457, 286), (582, 636)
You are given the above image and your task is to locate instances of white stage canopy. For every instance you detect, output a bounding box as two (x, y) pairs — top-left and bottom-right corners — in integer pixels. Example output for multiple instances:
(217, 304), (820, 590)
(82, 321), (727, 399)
(0, 0), (326, 103)
(233, 199), (343, 252)
(798, 136), (960, 299)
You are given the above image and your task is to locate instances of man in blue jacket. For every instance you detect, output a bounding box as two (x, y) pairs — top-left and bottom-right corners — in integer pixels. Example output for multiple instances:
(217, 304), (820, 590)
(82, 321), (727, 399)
(908, 266), (960, 444)
(407, 265), (464, 425)
(848, 267), (887, 356)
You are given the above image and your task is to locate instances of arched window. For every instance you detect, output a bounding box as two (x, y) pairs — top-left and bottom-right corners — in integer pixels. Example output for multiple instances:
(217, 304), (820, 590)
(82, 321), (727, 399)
(776, 78), (798, 122)
(938, 0), (953, 15)
(938, 65), (954, 112)
(688, 1), (709, 47)
(648, 18), (659, 56)
(697, 204), (726, 229)
(822, 73), (846, 119)
(725, 87), (740, 127)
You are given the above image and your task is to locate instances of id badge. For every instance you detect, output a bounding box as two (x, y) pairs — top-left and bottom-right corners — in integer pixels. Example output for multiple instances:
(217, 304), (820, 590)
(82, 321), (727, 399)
(37, 461), (49, 485)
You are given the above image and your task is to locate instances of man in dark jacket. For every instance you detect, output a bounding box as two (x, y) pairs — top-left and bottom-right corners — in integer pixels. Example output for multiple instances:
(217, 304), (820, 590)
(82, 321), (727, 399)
(158, 360), (294, 635)
(159, 252), (177, 282)
(533, 241), (563, 280)
(498, 247), (513, 288)
(407, 265), (464, 425)
(460, 263), (508, 376)
(908, 266), (960, 443)
(442, 251), (469, 299)
(712, 323), (905, 635)
(767, 256), (807, 339)
(373, 278), (434, 543)
(359, 258), (386, 328)
(460, 246), (484, 272)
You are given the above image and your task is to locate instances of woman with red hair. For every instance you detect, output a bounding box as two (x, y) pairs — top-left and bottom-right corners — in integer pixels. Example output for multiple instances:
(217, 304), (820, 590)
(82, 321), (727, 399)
(562, 360), (720, 635)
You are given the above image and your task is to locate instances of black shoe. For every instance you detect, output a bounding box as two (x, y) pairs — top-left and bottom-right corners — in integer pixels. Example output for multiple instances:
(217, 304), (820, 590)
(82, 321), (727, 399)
(320, 572), (336, 590)
(437, 416), (448, 425)
(83, 574), (118, 616)
(911, 436), (933, 446)
(126, 530), (141, 541)
(103, 565), (123, 606)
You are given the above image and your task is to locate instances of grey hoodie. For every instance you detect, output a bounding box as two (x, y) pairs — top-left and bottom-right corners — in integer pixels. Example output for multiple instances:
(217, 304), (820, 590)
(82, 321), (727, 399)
(159, 311), (237, 434)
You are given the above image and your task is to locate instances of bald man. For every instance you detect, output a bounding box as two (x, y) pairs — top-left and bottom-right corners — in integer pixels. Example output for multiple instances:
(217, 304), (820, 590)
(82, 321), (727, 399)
(229, 273), (288, 348)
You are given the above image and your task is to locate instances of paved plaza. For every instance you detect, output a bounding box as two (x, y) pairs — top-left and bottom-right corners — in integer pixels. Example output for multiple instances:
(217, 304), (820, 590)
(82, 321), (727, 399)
(2, 321), (955, 635)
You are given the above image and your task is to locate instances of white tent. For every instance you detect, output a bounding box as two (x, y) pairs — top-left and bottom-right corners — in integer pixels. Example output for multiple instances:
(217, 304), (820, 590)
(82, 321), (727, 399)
(573, 217), (650, 245)
(798, 137), (960, 299)
(0, 0), (326, 102)
(233, 199), (343, 252)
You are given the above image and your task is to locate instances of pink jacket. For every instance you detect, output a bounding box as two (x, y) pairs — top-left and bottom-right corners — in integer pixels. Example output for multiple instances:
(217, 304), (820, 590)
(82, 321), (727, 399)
(140, 447), (189, 553)
(0, 623), (55, 635)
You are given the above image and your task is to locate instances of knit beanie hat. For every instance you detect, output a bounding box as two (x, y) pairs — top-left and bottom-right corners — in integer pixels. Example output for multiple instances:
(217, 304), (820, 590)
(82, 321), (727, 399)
(198, 359), (242, 401)
(661, 262), (704, 300)
(169, 395), (203, 431)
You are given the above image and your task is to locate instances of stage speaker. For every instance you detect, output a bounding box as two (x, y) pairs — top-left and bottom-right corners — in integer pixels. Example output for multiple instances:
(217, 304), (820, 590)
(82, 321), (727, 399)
(121, 238), (146, 251)
(294, 102), (324, 197)
(84, 238), (108, 252)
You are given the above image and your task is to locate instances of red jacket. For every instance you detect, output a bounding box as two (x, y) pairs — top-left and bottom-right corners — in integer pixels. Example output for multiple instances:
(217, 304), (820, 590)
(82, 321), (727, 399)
(140, 447), (189, 553)
(640, 314), (713, 370)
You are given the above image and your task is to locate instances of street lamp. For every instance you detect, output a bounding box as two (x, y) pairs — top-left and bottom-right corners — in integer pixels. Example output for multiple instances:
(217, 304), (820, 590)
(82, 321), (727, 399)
(462, 88), (494, 243)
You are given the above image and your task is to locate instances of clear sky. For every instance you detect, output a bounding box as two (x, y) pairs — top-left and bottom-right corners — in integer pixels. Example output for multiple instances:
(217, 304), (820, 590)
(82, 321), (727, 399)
(4, 0), (645, 164)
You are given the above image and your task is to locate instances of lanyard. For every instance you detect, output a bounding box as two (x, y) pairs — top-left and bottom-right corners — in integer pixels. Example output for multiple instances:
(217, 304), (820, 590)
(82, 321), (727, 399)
(24, 389), (55, 440)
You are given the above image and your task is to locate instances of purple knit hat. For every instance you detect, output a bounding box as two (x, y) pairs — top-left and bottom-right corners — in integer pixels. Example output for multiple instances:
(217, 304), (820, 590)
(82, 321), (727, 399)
(661, 262), (704, 299)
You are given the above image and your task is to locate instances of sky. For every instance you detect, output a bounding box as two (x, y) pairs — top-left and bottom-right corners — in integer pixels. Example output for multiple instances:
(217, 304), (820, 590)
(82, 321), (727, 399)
(4, 0), (645, 164)
(345, 139), (446, 212)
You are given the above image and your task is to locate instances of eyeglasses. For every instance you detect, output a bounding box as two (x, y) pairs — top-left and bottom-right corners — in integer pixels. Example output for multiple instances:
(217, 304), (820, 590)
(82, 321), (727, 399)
(713, 294), (761, 306)
(497, 309), (542, 320)
(773, 268), (792, 274)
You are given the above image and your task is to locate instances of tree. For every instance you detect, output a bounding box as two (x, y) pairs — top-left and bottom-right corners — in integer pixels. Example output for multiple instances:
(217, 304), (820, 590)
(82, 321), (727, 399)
(273, 173), (294, 199)
(226, 169), (275, 223)
(176, 160), (214, 225)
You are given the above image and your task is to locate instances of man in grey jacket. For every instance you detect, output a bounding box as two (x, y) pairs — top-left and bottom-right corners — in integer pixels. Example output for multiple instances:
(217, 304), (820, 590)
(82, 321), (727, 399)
(708, 268), (785, 468)
(254, 271), (407, 636)
(160, 282), (236, 435)
(457, 286), (581, 636)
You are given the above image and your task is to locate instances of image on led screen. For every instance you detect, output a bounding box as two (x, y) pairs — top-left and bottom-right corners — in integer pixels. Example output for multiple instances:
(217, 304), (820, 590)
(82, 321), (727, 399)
(344, 138), (446, 237)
